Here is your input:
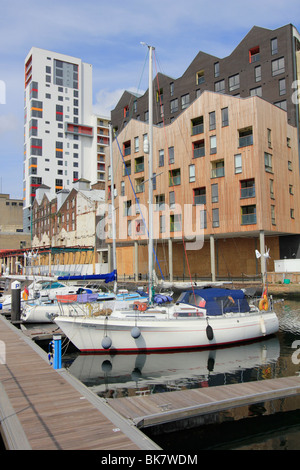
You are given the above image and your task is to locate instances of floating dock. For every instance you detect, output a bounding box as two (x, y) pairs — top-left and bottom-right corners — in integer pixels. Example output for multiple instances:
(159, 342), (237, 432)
(0, 314), (159, 450)
(108, 375), (300, 429)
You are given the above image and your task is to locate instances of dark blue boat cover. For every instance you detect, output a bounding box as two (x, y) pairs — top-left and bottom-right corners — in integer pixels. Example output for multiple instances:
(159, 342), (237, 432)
(177, 288), (250, 315)
(58, 269), (117, 283)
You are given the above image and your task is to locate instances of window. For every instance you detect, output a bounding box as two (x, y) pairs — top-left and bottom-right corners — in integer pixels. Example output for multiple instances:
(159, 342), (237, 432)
(212, 208), (219, 227)
(193, 140), (205, 158)
(170, 82), (174, 96)
(274, 100), (287, 111)
(267, 128), (272, 148)
(255, 65), (261, 82)
(229, 74), (240, 91)
(249, 46), (260, 63)
(240, 179), (255, 198)
(211, 160), (224, 178)
(169, 169), (181, 186)
(155, 194), (165, 211)
(215, 79), (225, 93)
(124, 200), (132, 216)
(189, 164), (195, 183)
(196, 70), (205, 85)
(289, 184), (294, 195)
(270, 179), (274, 199)
(31, 100), (43, 118)
(135, 177), (144, 193)
(209, 111), (216, 130)
(191, 116), (204, 135)
(250, 86), (262, 97)
(239, 127), (253, 147)
(135, 156), (144, 173)
(135, 219), (145, 235)
(168, 146), (174, 164)
(271, 38), (278, 55)
(234, 154), (242, 174)
(272, 57), (285, 76)
(181, 93), (190, 109)
(159, 149), (164, 167)
(123, 160), (131, 176)
(134, 136), (139, 152)
(170, 214), (181, 232)
(121, 181), (125, 196)
(30, 81), (38, 99)
(123, 105), (129, 118)
(211, 183), (218, 203)
(160, 215), (165, 233)
(221, 107), (229, 127)
(271, 205), (276, 225)
(241, 205), (256, 224)
(30, 138), (42, 156)
(200, 209), (207, 229)
(29, 118), (38, 137)
(56, 104), (63, 121)
(264, 152), (273, 172)
(193, 187), (206, 205)
(210, 135), (217, 154)
(290, 209), (295, 219)
(170, 98), (178, 113)
(169, 191), (175, 209)
(214, 62), (220, 78)
(123, 140), (131, 156)
(279, 78), (286, 96)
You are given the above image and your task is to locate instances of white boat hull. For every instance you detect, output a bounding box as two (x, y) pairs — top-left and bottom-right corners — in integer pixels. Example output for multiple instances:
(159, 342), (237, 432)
(55, 311), (279, 353)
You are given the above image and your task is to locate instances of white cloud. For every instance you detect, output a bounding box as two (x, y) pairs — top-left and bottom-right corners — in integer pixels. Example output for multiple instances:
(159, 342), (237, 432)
(0, 114), (20, 135)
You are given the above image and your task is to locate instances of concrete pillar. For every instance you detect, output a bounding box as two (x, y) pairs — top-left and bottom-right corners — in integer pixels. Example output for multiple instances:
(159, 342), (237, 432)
(134, 241), (138, 280)
(260, 230), (266, 277)
(168, 238), (173, 282)
(210, 234), (216, 282)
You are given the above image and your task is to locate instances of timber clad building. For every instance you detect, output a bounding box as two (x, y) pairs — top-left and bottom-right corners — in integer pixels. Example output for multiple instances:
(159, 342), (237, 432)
(108, 24), (300, 280)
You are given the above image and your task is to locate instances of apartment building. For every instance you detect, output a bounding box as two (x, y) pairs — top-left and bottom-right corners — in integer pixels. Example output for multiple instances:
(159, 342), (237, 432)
(0, 193), (30, 252)
(106, 91), (300, 280)
(23, 47), (109, 233)
(111, 24), (300, 136)
(29, 179), (108, 276)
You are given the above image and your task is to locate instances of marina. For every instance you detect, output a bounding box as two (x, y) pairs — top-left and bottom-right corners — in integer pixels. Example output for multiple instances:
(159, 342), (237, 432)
(0, 285), (300, 450)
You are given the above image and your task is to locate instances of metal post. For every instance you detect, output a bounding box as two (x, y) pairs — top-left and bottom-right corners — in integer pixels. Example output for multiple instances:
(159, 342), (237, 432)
(11, 281), (21, 323)
(53, 334), (62, 370)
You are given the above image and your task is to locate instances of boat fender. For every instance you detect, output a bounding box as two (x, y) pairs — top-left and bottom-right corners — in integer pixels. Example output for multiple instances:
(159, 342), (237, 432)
(207, 356), (215, 372)
(131, 326), (141, 339)
(138, 302), (147, 311)
(101, 360), (112, 373)
(260, 316), (266, 336)
(131, 367), (142, 381)
(101, 336), (112, 350)
(206, 323), (214, 341)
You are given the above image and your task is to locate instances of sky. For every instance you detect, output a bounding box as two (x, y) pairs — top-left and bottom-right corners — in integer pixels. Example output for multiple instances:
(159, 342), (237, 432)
(1, 0), (300, 199)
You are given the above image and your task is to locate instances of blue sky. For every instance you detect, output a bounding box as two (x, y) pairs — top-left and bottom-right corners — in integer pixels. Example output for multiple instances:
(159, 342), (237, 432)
(1, 0), (300, 199)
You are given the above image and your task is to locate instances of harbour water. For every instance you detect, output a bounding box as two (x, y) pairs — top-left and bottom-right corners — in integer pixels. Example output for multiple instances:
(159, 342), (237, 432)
(61, 297), (300, 450)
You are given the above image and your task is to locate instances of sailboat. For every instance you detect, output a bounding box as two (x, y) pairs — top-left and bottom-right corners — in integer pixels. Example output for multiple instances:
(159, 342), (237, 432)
(55, 44), (279, 353)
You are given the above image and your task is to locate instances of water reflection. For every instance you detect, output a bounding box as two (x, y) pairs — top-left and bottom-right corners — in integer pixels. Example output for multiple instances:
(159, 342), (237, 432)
(68, 338), (280, 399)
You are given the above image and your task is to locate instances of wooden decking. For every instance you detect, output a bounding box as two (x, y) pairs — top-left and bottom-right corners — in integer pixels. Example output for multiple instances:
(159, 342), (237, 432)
(108, 375), (300, 428)
(0, 314), (159, 450)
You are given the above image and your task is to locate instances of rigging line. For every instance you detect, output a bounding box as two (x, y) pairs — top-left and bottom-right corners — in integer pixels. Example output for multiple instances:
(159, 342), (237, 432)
(153, 50), (195, 297)
(114, 134), (165, 279)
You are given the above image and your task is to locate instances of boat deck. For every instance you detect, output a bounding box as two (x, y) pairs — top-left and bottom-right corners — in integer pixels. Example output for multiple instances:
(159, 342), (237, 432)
(0, 314), (159, 450)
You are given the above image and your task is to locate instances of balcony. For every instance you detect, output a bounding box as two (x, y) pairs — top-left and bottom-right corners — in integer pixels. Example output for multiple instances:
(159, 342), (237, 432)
(241, 213), (257, 224)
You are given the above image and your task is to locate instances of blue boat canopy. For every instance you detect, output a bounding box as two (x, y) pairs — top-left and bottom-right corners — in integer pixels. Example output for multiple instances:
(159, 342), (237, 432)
(177, 288), (250, 316)
(58, 269), (117, 284)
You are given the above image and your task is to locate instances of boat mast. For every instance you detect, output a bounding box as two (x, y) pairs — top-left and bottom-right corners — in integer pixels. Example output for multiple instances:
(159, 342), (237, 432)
(147, 44), (154, 304)
(109, 122), (117, 294)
